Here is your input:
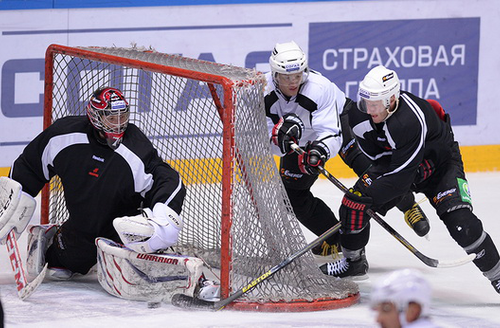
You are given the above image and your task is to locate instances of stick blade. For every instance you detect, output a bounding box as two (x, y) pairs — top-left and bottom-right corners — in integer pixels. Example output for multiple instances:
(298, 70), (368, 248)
(171, 294), (216, 310)
(19, 263), (48, 301)
(437, 253), (476, 268)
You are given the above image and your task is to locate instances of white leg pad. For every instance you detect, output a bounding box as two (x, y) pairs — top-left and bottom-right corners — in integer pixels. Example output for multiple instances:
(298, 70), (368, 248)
(96, 237), (204, 302)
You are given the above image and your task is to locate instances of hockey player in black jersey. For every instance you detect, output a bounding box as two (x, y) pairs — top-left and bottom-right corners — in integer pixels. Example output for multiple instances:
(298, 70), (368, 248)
(265, 41), (429, 258)
(321, 65), (500, 294)
(8, 87), (186, 280)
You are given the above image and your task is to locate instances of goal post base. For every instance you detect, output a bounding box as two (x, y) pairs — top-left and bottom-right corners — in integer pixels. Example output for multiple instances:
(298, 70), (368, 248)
(226, 293), (360, 312)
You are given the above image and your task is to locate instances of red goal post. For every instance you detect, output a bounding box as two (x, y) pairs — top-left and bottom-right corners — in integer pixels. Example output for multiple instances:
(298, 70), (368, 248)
(42, 44), (359, 311)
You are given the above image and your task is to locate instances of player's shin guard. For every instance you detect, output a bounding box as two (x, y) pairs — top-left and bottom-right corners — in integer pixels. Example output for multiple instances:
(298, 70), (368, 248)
(443, 209), (500, 292)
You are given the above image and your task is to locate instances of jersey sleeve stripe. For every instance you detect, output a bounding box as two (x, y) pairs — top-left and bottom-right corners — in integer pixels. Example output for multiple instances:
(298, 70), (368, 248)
(382, 94), (427, 177)
(116, 145), (154, 197)
(41, 133), (89, 180)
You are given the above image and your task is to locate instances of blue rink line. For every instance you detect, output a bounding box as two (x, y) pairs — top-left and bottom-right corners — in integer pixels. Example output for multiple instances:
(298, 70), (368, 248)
(0, 0), (356, 11)
(3, 23), (292, 36)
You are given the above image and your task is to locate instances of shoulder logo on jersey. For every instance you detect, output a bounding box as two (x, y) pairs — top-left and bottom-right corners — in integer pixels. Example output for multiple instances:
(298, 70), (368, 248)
(89, 168), (99, 178)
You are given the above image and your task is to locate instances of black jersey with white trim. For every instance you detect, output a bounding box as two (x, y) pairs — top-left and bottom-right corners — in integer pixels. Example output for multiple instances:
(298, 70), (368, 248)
(348, 91), (453, 205)
(10, 116), (185, 240)
(264, 70), (345, 157)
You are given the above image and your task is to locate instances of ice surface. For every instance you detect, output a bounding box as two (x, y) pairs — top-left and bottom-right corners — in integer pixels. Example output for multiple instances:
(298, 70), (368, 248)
(1, 172), (500, 327)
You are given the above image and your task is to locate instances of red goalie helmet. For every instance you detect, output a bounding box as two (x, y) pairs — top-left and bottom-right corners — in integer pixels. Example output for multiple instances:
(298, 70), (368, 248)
(86, 87), (130, 149)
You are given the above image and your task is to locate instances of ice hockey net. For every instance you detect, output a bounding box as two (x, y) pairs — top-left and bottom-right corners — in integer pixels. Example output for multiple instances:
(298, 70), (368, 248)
(42, 44), (359, 311)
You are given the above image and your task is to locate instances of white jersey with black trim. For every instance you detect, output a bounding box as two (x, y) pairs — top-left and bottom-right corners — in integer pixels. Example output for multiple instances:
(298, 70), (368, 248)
(264, 70), (345, 157)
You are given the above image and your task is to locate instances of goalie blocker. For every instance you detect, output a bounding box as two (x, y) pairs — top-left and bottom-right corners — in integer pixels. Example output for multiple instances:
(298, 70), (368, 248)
(0, 177), (36, 244)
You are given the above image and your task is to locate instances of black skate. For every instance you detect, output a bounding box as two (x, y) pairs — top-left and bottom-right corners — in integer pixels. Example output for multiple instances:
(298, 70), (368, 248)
(492, 278), (500, 294)
(404, 203), (430, 237)
(312, 241), (342, 260)
(320, 249), (368, 278)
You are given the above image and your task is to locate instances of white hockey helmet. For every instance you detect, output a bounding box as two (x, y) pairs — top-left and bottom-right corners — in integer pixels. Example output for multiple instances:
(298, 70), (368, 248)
(269, 41), (309, 83)
(370, 269), (432, 318)
(87, 87), (130, 149)
(357, 65), (400, 119)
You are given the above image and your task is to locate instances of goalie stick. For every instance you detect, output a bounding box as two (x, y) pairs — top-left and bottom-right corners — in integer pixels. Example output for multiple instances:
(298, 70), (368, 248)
(290, 143), (476, 268)
(6, 230), (48, 300)
(171, 221), (342, 310)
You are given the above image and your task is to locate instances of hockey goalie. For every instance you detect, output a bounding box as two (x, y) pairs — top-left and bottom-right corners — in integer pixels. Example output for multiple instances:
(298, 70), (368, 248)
(4, 87), (220, 303)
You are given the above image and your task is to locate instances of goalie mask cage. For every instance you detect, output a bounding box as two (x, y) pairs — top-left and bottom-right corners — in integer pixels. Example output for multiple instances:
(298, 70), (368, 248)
(42, 44), (359, 312)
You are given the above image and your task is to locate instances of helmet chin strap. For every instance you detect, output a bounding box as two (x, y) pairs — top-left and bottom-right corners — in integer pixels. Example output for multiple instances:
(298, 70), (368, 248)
(383, 98), (399, 121)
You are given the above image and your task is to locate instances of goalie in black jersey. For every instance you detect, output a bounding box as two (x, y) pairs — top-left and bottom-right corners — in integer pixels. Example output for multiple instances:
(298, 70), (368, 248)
(321, 65), (500, 294)
(3, 87), (217, 301)
(265, 41), (430, 258)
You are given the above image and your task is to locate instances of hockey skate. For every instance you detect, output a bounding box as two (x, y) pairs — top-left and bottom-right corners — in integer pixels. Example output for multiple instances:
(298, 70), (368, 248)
(320, 248), (368, 278)
(195, 274), (220, 302)
(404, 203), (430, 237)
(312, 241), (342, 260)
(47, 267), (75, 280)
(491, 278), (500, 294)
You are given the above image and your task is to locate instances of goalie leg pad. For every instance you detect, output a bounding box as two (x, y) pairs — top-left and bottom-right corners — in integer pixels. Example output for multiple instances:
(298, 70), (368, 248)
(95, 237), (204, 302)
(26, 224), (57, 277)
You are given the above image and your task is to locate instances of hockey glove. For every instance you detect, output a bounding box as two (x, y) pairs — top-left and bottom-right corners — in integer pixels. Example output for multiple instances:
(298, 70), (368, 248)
(113, 203), (183, 253)
(298, 140), (330, 175)
(415, 159), (435, 184)
(339, 189), (373, 233)
(271, 113), (305, 154)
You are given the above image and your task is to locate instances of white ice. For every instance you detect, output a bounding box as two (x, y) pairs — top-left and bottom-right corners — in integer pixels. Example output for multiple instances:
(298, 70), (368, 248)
(1, 172), (500, 327)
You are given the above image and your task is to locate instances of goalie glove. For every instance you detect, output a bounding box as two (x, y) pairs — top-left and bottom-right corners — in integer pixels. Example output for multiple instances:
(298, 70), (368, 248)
(113, 203), (183, 253)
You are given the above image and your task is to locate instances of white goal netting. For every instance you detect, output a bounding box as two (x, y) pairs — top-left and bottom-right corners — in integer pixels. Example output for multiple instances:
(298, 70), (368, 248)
(43, 45), (358, 311)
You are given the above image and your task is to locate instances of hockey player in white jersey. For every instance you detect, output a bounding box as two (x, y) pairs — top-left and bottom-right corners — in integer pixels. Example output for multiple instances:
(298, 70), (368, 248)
(265, 41), (430, 258)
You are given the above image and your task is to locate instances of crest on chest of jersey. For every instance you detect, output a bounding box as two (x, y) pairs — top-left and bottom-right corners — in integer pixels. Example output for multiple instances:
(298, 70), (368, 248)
(357, 65), (400, 121)
(269, 41), (309, 87)
(87, 87), (130, 149)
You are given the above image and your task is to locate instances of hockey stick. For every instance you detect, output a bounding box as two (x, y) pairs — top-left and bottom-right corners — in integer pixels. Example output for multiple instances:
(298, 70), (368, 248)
(6, 230), (48, 300)
(290, 143), (476, 268)
(171, 221), (342, 310)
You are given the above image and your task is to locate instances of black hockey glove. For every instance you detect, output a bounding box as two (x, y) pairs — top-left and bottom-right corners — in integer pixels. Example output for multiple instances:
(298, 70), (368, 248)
(271, 113), (305, 154)
(298, 140), (330, 175)
(339, 189), (372, 233)
(415, 159), (435, 184)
